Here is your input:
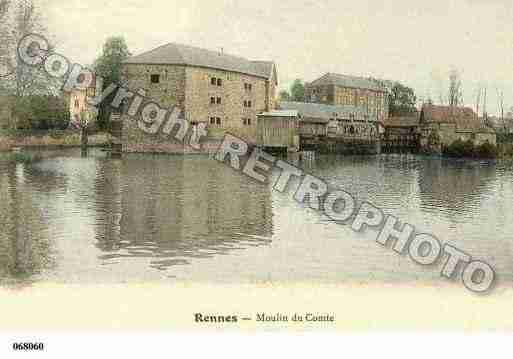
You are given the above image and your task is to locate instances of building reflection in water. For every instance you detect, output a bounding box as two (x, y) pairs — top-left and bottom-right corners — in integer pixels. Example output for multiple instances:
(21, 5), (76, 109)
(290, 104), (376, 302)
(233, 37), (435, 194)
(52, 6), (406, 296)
(417, 159), (497, 216)
(94, 155), (274, 271)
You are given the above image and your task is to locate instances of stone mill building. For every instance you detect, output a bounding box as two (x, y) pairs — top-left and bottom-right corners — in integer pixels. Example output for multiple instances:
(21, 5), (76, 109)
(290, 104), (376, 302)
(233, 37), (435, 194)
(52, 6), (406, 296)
(120, 42), (278, 152)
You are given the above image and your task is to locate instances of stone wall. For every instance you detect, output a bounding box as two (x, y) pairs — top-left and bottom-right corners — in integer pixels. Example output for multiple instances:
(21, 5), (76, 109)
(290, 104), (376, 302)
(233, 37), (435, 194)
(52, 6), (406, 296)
(305, 84), (388, 122)
(420, 122), (497, 153)
(121, 63), (277, 152)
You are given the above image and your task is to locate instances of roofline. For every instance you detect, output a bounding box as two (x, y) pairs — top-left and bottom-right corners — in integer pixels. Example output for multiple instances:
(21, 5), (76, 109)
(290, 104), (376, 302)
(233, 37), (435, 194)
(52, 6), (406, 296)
(306, 72), (389, 92)
(306, 82), (388, 93)
(123, 62), (273, 80)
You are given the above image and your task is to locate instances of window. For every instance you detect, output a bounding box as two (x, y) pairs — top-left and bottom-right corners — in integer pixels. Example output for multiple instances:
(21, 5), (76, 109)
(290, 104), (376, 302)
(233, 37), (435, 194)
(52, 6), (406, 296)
(210, 117), (216, 125)
(248, 84), (252, 91)
(210, 97), (216, 105)
(217, 78), (222, 86)
(74, 99), (79, 108)
(216, 117), (221, 125)
(244, 83), (252, 91)
(150, 74), (160, 84)
(248, 101), (252, 108)
(244, 84), (248, 90)
(242, 118), (252, 126)
(243, 100), (247, 107)
(216, 97), (221, 104)
(211, 77), (217, 85)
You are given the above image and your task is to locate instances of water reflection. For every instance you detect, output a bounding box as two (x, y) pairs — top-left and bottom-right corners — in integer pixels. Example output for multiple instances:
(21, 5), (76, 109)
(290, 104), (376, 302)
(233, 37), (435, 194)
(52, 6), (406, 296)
(417, 159), (497, 218)
(95, 155), (274, 271)
(0, 160), (56, 284)
(0, 149), (512, 285)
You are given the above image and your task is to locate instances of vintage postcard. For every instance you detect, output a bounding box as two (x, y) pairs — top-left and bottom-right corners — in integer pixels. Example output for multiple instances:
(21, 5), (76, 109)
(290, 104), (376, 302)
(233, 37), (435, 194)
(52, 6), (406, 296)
(0, 0), (513, 355)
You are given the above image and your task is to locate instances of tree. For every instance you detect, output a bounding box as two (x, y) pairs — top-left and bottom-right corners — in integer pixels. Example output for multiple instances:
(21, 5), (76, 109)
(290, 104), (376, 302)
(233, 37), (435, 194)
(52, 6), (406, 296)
(11, 95), (69, 130)
(448, 68), (463, 108)
(0, 0), (56, 97)
(93, 36), (131, 129)
(388, 82), (417, 116)
(290, 79), (305, 102)
(279, 90), (291, 102)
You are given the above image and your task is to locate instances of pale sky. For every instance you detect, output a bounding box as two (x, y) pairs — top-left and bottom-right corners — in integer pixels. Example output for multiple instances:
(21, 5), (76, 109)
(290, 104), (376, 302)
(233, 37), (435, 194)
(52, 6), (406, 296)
(40, 0), (513, 115)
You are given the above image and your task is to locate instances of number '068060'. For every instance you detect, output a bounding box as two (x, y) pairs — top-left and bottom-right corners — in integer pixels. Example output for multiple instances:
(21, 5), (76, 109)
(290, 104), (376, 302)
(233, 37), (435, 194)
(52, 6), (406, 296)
(12, 342), (44, 351)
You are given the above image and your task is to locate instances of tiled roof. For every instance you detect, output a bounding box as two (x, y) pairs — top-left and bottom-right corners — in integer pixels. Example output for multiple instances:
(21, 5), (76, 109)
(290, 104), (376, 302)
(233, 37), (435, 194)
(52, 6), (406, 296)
(421, 105), (494, 133)
(124, 43), (275, 79)
(386, 114), (420, 127)
(307, 73), (389, 92)
(279, 101), (369, 123)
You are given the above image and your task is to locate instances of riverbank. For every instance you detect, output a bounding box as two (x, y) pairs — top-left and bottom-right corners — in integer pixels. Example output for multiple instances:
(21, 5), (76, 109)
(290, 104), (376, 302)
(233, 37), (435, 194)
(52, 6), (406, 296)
(0, 131), (113, 152)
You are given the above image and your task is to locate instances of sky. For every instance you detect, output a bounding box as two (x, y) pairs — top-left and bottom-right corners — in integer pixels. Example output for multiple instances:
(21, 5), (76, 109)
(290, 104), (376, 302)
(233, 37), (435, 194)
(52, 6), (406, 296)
(39, 0), (513, 116)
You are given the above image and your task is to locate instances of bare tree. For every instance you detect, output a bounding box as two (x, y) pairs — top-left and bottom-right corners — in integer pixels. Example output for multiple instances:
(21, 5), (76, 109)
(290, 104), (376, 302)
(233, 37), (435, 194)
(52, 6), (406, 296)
(0, 0), (12, 81)
(0, 0), (56, 96)
(496, 87), (506, 131)
(448, 68), (463, 108)
(475, 85), (482, 119)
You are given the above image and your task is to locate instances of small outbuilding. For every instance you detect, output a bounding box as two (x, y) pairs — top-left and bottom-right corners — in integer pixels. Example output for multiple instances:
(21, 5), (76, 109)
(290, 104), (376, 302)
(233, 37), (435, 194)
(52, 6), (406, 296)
(256, 110), (299, 150)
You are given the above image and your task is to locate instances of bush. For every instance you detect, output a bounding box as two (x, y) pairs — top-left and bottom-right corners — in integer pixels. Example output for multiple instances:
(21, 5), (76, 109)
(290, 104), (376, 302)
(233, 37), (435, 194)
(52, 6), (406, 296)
(10, 152), (42, 164)
(443, 139), (498, 159)
(443, 139), (474, 158)
(475, 142), (498, 159)
(12, 95), (69, 130)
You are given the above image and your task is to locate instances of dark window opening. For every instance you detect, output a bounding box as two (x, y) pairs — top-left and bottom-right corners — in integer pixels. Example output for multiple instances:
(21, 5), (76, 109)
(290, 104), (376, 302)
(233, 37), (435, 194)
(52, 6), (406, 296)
(210, 97), (216, 104)
(216, 97), (221, 104)
(248, 101), (252, 108)
(217, 78), (222, 86)
(210, 117), (216, 125)
(216, 117), (221, 125)
(150, 74), (160, 84)
(211, 77), (217, 85)
(243, 100), (247, 107)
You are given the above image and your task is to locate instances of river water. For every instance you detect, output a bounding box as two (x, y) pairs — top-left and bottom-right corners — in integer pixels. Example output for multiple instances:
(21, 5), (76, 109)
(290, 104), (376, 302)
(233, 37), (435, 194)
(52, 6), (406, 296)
(0, 148), (512, 287)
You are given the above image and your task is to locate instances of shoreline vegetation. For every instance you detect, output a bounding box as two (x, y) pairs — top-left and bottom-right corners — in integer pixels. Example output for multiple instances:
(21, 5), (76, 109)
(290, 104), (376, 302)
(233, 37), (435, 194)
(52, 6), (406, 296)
(0, 129), (511, 162)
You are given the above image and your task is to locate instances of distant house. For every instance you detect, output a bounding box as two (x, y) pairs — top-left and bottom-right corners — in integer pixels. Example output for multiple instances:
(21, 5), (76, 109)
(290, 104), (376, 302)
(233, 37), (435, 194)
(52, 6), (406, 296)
(279, 101), (379, 139)
(66, 75), (103, 127)
(419, 105), (496, 147)
(304, 73), (390, 122)
(486, 116), (513, 135)
(256, 110), (299, 149)
(382, 113), (421, 152)
(121, 42), (278, 150)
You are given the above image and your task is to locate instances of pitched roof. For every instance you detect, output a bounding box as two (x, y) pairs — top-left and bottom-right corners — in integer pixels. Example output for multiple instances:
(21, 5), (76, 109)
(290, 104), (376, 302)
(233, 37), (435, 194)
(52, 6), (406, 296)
(421, 105), (494, 133)
(421, 104), (476, 123)
(279, 101), (369, 123)
(307, 73), (389, 92)
(124, 43), (275, 80)
(386, 114), (420, 127)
